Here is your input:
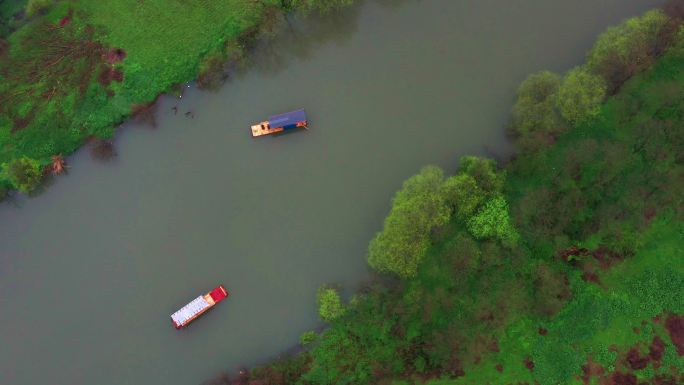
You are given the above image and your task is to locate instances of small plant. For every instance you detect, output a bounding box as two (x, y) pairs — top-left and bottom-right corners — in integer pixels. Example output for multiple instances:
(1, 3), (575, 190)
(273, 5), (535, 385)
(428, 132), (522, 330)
(299, 330), (317, 346)
(316, 287), (345, 322)
(4, 157), (42, 194)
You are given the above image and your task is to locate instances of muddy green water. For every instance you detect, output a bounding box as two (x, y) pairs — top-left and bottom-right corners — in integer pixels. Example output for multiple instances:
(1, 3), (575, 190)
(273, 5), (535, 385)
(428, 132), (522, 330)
(0, 1), (662, 384)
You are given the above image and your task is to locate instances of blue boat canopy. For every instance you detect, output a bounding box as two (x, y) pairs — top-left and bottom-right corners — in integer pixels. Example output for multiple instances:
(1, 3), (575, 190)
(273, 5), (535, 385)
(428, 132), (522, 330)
(268, 109), (307, 129)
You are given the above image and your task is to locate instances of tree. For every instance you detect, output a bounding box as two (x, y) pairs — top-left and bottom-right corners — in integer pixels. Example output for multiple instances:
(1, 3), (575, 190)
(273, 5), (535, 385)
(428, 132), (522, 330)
(367, 166), (450, 278)
(556, 67), (606, 124)
(511, 71), (564, 138)
(4, 157), (42, 194)
(467, 196), (519, 246)
(441, 173), (485, 219)
(586, 10), (668, 92)
(458, 156), (505, 195)
(317, 287), (345, 322)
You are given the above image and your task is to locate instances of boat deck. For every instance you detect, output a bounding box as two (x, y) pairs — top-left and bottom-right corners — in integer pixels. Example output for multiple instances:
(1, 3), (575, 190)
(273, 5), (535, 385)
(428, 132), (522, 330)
(251, 122), (284, 137)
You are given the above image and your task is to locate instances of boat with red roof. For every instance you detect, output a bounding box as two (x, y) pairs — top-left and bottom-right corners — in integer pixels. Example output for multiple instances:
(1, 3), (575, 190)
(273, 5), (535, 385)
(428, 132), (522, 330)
(170, 285), (228, 329)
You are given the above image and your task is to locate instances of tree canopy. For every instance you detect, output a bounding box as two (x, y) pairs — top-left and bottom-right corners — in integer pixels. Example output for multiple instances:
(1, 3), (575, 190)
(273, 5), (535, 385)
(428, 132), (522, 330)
(367, 166), (450, 278)
(557, 66), (607, 124)
(511, 70), (563, 138)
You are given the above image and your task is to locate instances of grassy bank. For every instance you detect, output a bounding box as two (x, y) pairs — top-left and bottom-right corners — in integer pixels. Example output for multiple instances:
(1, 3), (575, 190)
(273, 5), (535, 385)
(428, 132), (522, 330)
(212, 4), (684, 385)
(0, 0), (352, 196)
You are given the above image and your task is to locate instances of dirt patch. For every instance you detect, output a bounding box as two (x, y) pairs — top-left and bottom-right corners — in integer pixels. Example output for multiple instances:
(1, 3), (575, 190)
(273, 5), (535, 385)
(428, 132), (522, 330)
(649, 336), (665, 362)
(97, 66), (124, 86)
(12, 116), (32, 132)
(495, 364), (503, 372)
(104, 48), (127, 63)
(607, 372), (637, 385)
(538, 327), (548, 336)
(581, 358), (605, 385)
(523, 357), (534, 371)
(665, 315), (684, 355)
(581, 271), (601, 284)
(625, 348), (649, 370)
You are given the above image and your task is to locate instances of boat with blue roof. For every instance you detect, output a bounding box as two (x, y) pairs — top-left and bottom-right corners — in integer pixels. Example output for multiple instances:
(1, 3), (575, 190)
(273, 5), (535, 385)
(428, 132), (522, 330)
(251, 109), (308, 137)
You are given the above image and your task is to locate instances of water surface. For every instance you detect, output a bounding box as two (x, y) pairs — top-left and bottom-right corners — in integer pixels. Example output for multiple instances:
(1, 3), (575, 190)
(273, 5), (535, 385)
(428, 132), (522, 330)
(0, 1), (662, 384)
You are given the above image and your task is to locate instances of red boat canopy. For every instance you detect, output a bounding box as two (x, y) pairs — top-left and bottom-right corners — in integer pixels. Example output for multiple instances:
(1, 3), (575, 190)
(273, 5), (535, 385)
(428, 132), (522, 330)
(209, 285), (228, 302)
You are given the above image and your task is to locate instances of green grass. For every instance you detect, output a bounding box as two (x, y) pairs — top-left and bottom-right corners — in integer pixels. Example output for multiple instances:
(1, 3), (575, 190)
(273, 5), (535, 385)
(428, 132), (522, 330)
(0, 0), (283, 191)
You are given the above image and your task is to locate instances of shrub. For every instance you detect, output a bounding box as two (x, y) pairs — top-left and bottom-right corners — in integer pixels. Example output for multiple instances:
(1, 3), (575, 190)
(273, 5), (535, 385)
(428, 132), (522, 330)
(4, 157), (42, 194)
(511, 71), (564, 138)
(467, 196), (519, 246)
(556, 66), (607, 124)
(317, 287), (345, 322)
(367, 166), (450, 278)
(299, 330), (318, 346)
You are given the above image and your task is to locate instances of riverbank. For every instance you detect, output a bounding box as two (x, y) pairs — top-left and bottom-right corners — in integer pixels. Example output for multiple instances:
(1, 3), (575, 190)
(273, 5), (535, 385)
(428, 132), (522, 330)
(215, 4), (684, 385)
(0, 0), (352, 197)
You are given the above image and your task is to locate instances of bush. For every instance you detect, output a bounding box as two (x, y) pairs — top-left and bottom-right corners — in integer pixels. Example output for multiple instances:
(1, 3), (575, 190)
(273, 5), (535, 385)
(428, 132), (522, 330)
(511, 71), (564, 138)
(299, 330), (318, 346)
(4, 156), (42, 194)
(556, 66), (607, 124)
(367, 166), (450, 278)
(467, 196), (519, 246)
(317, 287), (345, 322)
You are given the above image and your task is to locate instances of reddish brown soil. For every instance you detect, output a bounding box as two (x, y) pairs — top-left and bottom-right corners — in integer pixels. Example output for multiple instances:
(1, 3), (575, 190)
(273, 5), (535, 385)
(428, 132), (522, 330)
(97, 66), (123, 85)
(104, 48), (127, 63)
(665, 315), (684, 355)
(495, 364), (503, 372)
(649, 336), (665, 361)
(523, 358), (534, 371)
(644, 207), (657, 221)
(581, 358), (605, 385)
(607, 372), (637, 385)
(625, 348), (649, 370)
(581, 271), (601, 284)
(538, 327), (548, 336)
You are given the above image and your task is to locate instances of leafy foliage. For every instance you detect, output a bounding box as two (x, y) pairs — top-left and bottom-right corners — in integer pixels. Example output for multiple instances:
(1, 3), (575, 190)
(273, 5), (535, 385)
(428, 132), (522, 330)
(317, 287), (346, 323)
(557, 66), (607, 124)
(367, 166), (450, 278)
(3, 156), (41, 193)
(511, 71), (564, 141)
(467, 196), (518, 245)
(586, 9), (670, 93)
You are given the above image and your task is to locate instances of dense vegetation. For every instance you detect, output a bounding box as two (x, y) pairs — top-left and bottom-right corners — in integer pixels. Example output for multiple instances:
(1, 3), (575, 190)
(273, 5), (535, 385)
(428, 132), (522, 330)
(0, 0), (351, 196)
(209, 4), (684, 385)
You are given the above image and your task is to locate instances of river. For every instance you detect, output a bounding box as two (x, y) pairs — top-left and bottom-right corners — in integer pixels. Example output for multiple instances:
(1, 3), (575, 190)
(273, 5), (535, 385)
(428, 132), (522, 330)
(0, 1), (662, 384)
